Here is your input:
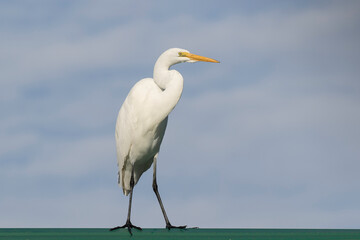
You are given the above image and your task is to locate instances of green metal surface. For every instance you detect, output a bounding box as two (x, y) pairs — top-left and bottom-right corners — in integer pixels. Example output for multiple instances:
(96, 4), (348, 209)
(1, 228), (360, 240)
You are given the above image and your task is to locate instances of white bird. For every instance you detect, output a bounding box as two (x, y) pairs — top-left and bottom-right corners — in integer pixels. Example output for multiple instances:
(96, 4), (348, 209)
(110, 48), (219, 234)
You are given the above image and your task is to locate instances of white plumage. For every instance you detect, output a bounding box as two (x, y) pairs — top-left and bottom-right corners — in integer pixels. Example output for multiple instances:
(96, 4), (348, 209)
(111, 48), (219, 234)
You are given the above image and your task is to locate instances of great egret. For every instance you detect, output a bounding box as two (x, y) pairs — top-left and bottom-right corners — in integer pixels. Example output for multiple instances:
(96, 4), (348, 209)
(110, 48), (219, 235)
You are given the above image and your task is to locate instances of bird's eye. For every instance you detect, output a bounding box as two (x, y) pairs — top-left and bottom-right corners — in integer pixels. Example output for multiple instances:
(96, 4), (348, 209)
(178, 52), (187, 57)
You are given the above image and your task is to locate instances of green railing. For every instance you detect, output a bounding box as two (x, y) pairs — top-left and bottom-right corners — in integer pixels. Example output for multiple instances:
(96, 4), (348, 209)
(1, 228), (360, 240)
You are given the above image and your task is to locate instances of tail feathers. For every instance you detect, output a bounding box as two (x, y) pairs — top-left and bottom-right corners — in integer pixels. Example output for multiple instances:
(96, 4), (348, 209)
(123, 189), (131, 196)
(118, 170), (131, 196)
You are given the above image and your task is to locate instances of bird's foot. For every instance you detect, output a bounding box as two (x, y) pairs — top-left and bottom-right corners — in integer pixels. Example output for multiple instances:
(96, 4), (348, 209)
(166, 223), (187, 230)
(110, 220), (142, 235)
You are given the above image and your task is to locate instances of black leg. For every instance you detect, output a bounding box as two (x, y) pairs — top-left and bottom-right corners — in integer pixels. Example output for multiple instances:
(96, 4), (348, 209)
(110, 168), (142, 235)
(152, 158), (186, 230)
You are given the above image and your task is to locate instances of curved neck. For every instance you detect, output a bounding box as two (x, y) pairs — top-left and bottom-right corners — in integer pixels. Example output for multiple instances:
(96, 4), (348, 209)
(152, 60), (184, 121)
(153, 57), (173, 90)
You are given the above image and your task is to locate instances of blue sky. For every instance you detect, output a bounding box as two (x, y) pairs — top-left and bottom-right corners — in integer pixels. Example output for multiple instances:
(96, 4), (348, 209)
(1, 0), (360, 228)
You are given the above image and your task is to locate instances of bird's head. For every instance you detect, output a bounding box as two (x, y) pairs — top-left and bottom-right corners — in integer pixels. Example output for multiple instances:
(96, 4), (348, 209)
(158, 48), (220, 67)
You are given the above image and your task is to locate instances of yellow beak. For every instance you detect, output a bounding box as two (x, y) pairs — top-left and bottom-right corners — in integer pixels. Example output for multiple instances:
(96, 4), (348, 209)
(180, 52), (220, 63)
